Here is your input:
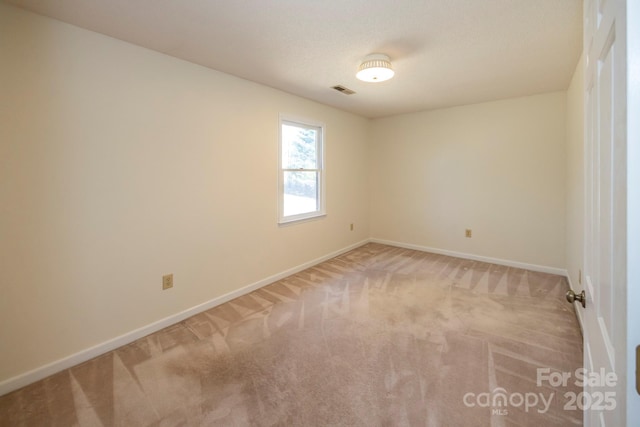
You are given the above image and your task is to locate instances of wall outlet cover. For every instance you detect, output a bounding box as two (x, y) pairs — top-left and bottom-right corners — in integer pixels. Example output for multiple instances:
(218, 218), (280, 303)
(162, 274), (173, 290)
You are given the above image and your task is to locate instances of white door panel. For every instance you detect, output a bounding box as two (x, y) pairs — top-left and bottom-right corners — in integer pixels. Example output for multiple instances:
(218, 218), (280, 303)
(582, 0), (627, 425)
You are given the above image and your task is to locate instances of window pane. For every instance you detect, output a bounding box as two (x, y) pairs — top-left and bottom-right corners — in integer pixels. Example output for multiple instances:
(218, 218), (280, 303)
(283, 171), (318, 216)
(282, 124), (318, 169)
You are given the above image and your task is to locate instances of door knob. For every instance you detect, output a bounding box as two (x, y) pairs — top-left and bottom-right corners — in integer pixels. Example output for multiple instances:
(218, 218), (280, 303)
(566, 289), (586, 308)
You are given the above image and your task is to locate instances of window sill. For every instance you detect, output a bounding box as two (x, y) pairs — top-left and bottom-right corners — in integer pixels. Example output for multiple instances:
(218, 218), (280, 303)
(278, 213), (327, 226)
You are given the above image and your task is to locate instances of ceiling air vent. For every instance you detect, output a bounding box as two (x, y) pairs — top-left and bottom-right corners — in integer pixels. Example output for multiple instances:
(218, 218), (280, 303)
(331, 85), (356, 95)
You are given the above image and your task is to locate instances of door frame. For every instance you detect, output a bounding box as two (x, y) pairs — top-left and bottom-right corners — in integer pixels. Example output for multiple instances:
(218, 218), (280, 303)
(625, 0), (640, 424)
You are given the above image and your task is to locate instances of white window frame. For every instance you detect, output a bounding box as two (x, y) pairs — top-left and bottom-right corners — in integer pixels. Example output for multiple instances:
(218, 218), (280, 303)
(278, 114), (326, 224)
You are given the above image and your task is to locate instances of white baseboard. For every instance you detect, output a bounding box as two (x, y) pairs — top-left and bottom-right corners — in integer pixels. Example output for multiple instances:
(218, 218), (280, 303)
(0, 239), (369, 397)
(369, 238), (567, 276)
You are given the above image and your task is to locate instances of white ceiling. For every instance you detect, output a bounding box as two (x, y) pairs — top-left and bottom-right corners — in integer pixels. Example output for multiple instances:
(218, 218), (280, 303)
(5, 0), (583, 118)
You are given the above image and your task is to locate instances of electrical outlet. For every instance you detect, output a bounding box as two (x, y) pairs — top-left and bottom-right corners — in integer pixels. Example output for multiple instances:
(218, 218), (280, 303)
(465, 229), (472, 238)
(350, 223), (354, 231)
(162, 274), (173, 290)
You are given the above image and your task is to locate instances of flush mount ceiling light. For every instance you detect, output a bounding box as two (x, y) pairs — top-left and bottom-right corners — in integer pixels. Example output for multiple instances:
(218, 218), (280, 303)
(356, 53), (394, 82)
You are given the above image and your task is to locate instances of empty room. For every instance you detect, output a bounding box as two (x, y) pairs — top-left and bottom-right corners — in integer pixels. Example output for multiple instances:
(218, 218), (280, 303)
(1, 0), (639, 426)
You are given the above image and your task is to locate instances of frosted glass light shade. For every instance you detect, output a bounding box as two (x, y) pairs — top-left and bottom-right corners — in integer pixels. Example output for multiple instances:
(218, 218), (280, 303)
(356, 54), (394, 82)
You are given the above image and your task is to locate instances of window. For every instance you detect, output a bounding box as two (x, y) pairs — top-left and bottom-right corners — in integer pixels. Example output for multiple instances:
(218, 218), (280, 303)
(279, 116), (325, 224)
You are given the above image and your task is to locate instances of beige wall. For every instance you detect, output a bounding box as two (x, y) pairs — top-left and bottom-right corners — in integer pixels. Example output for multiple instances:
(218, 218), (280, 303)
(565, 56), (585, 289)
(369, 93), (567, 268)
(0, 4), (369, 383)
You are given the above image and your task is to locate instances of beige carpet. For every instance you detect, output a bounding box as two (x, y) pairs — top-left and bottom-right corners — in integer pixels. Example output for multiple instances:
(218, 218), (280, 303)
(0, 243), (583, 426)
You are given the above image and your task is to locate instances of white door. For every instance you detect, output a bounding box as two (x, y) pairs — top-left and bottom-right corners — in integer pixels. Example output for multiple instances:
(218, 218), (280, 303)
(627, 2), (640, 425)
(582, 0), (640, 425)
